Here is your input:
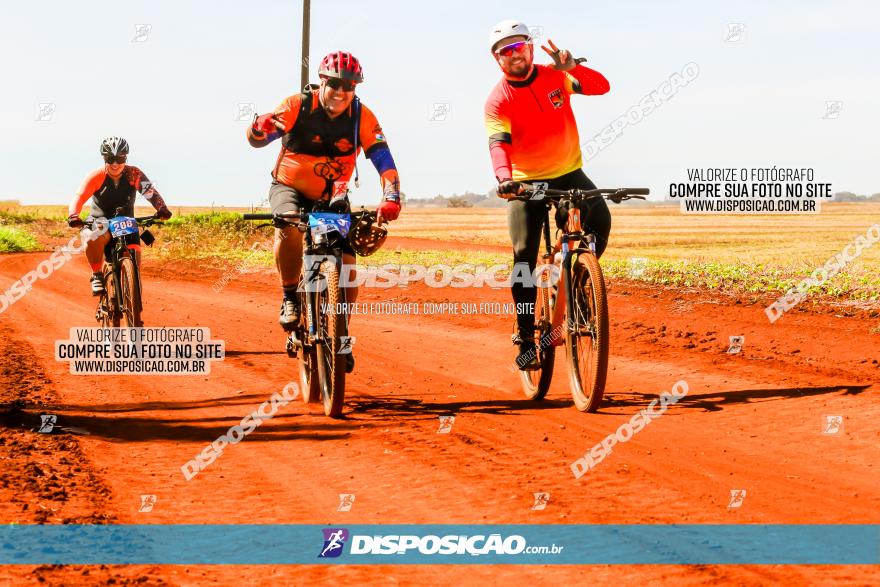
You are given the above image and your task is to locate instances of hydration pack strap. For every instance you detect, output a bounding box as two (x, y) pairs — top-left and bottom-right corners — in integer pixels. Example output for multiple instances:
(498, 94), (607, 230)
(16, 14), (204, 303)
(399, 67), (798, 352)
(352, 96), (361, 189)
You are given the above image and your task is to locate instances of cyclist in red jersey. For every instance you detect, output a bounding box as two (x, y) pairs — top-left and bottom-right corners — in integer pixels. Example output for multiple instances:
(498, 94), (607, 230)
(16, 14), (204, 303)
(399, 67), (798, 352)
(67, 137), (172, 296)
(247, 51), (401, 373)
(484, 20), (611, 369)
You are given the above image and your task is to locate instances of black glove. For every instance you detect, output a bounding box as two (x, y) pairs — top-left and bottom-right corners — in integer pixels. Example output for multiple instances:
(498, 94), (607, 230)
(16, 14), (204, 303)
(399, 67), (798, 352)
(497, 180), (523, 198)
(156, 207), (172, 220)
(67, 213), (84, 228)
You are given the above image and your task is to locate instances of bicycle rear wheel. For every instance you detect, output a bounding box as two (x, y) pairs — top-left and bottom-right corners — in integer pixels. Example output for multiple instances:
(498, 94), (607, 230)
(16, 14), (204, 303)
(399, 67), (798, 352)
(519, 284), (556, 400)
(566, 252), (609, 412)
(119, 256), (142, 328)
(314, 260), (346, 418)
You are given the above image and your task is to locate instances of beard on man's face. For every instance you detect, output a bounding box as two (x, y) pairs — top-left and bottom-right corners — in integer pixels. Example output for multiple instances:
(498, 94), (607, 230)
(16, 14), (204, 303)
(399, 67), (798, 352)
(504, 57), (532, 78)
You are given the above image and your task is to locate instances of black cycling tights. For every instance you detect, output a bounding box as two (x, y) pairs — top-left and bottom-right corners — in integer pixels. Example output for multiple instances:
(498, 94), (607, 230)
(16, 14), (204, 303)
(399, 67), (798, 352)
(506, 168), (611, 338)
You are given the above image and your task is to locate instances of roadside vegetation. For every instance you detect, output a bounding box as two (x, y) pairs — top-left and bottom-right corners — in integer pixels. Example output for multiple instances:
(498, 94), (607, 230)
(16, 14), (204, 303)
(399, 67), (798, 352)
(2, 203), (877, 302)
(0, 227), (40, 253)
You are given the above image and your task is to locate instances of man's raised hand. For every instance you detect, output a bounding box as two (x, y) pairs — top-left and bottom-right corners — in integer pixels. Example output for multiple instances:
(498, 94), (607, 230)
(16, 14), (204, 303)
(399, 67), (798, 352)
(541, 39), (576, 71)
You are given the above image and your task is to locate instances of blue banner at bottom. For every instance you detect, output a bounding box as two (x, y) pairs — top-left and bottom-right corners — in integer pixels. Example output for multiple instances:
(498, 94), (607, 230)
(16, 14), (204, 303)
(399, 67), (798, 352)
(1, 525), (877, 565)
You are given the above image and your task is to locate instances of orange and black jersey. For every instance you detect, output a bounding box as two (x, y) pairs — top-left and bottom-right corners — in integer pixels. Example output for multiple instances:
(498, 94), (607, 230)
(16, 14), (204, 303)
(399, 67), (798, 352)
(247, 89), (400, 201)
(69, 166), (167, 218)
(484, 64), (610, 181)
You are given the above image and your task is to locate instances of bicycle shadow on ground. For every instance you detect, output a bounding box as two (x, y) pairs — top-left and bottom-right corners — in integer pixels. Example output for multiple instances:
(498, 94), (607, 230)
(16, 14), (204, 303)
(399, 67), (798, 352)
(345, 395), (573, 421)
(0, 392), (353, 443)
(223, 350), (288, 357)
(24, 392), (284, 414)
(601, 384), (872, 414)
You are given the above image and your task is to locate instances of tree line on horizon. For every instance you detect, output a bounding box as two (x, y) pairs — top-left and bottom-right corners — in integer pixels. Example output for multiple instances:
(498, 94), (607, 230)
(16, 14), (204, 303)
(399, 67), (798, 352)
(404, 190), (880, 208)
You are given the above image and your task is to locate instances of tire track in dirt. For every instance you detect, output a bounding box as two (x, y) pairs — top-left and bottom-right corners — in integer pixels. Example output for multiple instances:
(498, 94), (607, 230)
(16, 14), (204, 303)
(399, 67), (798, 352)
(0, 321), (174, 586)
(0, 250), (878, 585)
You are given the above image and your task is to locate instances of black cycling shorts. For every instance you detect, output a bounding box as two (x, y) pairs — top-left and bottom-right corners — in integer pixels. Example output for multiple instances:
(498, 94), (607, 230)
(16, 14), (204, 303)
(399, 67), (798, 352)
(267, 181), (355, 257)
(92, 216), (141, 263)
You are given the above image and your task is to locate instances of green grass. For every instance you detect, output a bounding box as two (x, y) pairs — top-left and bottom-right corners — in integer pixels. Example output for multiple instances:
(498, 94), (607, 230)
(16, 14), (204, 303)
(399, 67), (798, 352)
(0, 208), (44, 224)
(602, 259), (880, 301)
(162, 211), (259, 232)
(0, 227), (40, 253)
(146, 211), (879, 302)
(152, 212), (267, 265)
(2, 203), (878, 303)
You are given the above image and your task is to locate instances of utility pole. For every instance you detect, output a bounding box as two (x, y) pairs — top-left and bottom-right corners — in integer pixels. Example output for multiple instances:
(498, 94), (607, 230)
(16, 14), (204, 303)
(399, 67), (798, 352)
(300, 0), (311, 90)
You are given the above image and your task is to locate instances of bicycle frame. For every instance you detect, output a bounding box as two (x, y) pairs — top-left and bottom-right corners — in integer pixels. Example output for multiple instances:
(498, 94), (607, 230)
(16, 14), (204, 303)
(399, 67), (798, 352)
(106, 238), (142, 313)
(513, 185), (649, 409)
(89, 214), (156, 325)
(244, 206), (378, 417)
(300, 223), (349, 348)
(540, 204), (598, 338)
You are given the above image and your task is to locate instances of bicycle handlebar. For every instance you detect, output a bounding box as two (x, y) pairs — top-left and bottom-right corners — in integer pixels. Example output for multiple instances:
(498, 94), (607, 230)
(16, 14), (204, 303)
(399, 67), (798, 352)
(82, 214), (161, 228)
(242, 213), (286, 221)
(510, 186), (650, 203)
(242, 209), (380, 225)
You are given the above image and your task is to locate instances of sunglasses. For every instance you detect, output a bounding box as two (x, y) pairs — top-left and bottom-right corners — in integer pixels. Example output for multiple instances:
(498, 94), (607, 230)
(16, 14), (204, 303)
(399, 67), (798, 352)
(495, 40), (531, 57)
(324, 77), (357, 92)
(104, 155), (127, 164)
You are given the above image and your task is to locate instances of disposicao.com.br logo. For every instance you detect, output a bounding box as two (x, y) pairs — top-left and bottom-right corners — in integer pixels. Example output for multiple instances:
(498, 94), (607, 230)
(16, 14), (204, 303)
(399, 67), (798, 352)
(318, 528), (563, 558)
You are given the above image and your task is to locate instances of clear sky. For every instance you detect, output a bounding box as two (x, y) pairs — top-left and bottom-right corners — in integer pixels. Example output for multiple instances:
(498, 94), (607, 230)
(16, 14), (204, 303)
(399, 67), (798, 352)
(2, 0), (878, 207)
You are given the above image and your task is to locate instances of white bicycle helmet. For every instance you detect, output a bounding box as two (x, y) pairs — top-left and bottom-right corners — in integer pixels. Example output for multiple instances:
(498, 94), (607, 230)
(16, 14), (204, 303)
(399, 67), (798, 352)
(489, 20), (531, 52)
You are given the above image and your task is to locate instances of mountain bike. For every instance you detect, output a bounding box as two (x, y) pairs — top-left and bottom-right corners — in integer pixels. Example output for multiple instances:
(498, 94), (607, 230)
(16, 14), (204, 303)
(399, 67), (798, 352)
(243, 207), (380, 418)
(86, 209), (161, 328)
(512, 186), (649, 412)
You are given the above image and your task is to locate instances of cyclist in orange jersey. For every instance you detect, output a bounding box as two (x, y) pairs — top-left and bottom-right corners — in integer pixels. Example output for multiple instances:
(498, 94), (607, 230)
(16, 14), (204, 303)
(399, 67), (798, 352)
(248, 52), (401, 371)
(484, 20), (610, 369)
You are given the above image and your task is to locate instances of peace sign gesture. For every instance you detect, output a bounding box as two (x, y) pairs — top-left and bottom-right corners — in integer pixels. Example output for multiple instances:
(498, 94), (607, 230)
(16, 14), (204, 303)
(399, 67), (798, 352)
(541, 39), (576, 71)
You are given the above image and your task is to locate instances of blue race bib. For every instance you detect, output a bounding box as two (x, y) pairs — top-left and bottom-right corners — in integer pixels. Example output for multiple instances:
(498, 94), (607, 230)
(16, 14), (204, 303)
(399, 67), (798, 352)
(308, 213), (351, 239)
(109, 216), (138, 238)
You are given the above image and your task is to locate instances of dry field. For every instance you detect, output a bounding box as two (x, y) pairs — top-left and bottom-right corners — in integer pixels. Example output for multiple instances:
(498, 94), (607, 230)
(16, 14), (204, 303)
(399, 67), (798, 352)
(3, 201), (879, 301)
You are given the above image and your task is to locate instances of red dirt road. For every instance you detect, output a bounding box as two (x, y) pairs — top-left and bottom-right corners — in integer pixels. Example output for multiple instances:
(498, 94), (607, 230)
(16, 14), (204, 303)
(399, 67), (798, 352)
(0, 244), (878, 586)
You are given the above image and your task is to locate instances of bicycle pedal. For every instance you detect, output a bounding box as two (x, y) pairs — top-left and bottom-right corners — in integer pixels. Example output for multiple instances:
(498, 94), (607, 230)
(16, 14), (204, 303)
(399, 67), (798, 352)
(285, 334), (301, 358)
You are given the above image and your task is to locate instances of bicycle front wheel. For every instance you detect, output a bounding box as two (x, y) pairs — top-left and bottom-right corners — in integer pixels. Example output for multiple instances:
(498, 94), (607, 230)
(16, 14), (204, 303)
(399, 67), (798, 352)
(297, 289), (321, 404)
(119, 256), (142, 328)
(566, 252), (609, 412)
(314, 260), (346, 418)
(98, 264), (120, 327)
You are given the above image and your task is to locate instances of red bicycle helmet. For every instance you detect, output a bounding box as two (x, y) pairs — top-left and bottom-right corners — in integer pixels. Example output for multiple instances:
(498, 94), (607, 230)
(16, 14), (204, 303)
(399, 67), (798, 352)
(318, 51), (364, 83)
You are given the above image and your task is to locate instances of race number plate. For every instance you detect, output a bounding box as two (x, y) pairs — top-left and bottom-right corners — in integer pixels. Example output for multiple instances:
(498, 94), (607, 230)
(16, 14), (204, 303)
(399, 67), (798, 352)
(308, 213), (351, 239)
(109, 216), (138, 238)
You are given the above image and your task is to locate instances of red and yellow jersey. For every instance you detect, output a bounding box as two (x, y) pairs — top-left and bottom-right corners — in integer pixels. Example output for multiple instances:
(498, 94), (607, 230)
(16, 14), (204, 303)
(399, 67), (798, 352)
(484, 64), (609, 181)
(248, 89), (400, 201)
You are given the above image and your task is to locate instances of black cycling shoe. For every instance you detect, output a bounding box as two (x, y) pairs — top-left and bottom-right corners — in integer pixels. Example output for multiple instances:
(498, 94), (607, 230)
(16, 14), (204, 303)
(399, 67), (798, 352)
(90, 274), (106, 296)
(344, 352), (355, 374)
(511, 332), (541, 371)
(279, 299), (301, 331)
(515, 342), (541, 371)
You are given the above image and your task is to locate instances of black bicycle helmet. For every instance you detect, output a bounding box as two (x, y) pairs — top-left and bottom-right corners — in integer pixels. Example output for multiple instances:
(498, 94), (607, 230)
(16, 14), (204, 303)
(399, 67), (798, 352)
(100, 136), (130, 158)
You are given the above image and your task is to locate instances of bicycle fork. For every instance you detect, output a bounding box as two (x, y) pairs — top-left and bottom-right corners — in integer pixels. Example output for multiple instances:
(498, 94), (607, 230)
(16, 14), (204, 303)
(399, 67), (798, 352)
(547, 209), (598, 342)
